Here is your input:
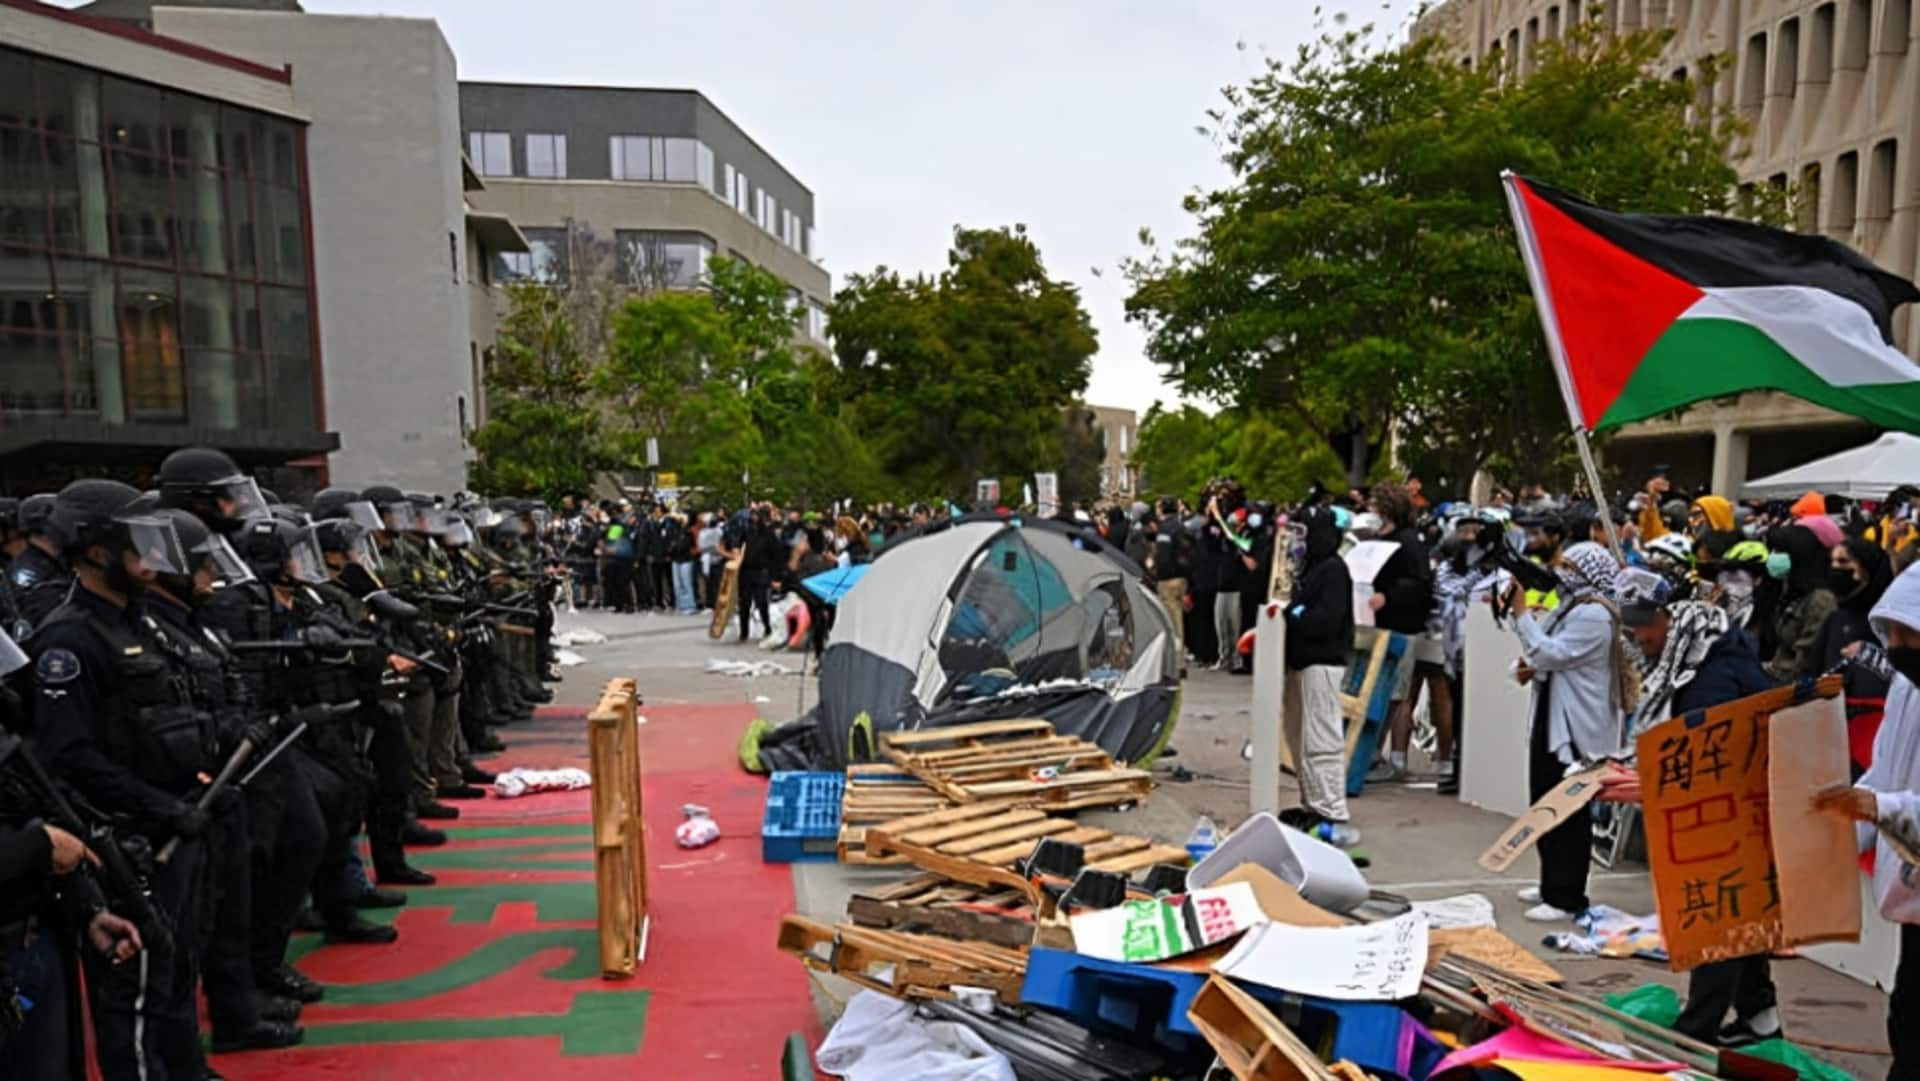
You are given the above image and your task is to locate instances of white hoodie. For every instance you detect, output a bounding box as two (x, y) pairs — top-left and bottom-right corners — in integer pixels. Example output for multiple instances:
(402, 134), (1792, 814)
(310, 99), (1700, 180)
(1858, 565), (1920, 924)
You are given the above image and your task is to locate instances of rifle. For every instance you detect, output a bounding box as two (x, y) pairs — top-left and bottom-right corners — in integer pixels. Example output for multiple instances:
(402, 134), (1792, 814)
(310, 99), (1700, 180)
(0, 732), (172, 953)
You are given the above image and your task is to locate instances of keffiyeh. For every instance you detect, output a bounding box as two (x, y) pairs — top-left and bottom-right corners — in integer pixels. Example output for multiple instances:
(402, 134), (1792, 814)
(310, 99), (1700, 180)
(1634, 601), (1732, 734)
(1558, 541), (1621, 602)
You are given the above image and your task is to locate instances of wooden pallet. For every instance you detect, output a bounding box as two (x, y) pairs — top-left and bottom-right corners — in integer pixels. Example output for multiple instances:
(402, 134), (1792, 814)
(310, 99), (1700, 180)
(837, 764), (954, 864)
(777, 915), (1027, 1001)
(861, 799), (1190, 892)
(882, 719), (1153, 810)
(1188, 974), (1362, 1081)
(846, 872), (1036, 949)
(587, 678), (648, 978)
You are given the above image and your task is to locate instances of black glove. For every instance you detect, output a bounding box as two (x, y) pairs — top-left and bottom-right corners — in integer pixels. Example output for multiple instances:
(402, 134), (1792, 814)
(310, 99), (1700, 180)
(207, 786), (243, 816)
(300, 624), (345, 650)
(168, 803), (209, 839)
(240, 721), (275, 751)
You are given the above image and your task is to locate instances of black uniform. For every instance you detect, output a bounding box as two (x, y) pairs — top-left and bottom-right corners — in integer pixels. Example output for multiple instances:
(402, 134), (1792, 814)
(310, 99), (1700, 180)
(9, 547), (69, 634)
(31, 588), (209, 1081)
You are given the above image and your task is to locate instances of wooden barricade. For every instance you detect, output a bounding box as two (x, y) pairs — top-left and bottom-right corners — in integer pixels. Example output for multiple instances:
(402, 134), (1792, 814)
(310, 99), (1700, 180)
(588, 677), (649, 977)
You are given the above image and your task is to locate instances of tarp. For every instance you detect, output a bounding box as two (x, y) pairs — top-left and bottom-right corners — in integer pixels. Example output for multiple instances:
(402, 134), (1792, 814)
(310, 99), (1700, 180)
(782, 516), (1182, 770)
(801, 563), (868, 605)
(1742, 430), (1920, 499)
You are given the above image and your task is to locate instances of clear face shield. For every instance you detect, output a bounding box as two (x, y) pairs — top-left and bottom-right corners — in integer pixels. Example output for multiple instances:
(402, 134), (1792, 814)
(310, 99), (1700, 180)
(470, 507), (505, 532)
(197, 532), (254, 587)
(285, 526), (329, 585)
(414, 506), (453, 537)
(117, 514), (190, 577)
(212, 474), (271, 525)
(442, 520), (475, 548)
(379, 501), (415, 534)
(342, 500), (385, 533)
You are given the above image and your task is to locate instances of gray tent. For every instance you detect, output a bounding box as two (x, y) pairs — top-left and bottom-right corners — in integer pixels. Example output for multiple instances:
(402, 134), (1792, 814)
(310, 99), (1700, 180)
(794, 517), (1181, 770)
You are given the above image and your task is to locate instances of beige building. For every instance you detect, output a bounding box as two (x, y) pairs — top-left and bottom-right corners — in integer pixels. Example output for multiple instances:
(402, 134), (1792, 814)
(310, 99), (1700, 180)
(1089, 404), (1139, 498)
(1417, 0), (1910, 493)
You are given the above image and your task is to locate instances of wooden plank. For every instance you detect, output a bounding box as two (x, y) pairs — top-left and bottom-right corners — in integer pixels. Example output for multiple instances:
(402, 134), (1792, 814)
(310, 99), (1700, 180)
(857, 798), (1024, 836)
(1089, 844), (1192, 874)
(1081, 836), (1152, 862)
(882, 719), (1053, 748)
(902, 809), (1048, 847)
(961, 768), (1154, 796)
(940, 818), (1075, 856)
(1188, 975), (1339, 1081)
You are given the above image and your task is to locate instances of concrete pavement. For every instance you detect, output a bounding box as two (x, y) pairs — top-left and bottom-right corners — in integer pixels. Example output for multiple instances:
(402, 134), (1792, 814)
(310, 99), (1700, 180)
(546, 605), (1894, 1077)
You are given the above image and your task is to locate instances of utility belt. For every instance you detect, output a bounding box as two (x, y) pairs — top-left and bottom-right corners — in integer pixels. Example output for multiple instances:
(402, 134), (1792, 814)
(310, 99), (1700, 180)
(116, 704), (217, 792)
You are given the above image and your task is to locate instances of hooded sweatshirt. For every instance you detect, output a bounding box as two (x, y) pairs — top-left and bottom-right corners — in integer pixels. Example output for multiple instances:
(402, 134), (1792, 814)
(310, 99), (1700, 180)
(1858, 565), (1920, 923)
(1285, 512), (1354, 670)
(1791, 490), (1827, 520)
(1692, 495), (1734, 534)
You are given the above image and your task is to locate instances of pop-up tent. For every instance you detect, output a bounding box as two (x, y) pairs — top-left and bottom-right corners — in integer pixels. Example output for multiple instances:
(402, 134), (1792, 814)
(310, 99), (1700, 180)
(1742, 431), (1920, 500)
(758, 516), (1181, 771)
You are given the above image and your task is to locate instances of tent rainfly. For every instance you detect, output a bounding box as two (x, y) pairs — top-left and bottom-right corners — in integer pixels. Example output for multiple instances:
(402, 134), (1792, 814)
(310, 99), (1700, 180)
(761, 517), (1183, 772)
(1742, 431), (1920, 500)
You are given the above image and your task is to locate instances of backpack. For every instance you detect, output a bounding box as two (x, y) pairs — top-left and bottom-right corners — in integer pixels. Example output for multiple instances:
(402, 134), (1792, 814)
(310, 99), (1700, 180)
(1560, 595), (1643, 718)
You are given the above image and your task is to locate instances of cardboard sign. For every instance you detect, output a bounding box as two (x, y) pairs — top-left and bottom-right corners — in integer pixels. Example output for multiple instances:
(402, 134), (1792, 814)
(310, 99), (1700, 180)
(1069, 881), (1264, 963)
(1767, 695), (1863, 947)
(1637, 679), (1845, 970)
(1034, 473), (1058, 518)
(1342, 540), (1401, 627)
(1477, 763), (1614, 873)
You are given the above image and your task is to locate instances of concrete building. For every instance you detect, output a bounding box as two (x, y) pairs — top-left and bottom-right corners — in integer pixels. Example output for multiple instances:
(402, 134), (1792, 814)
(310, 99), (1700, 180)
(1088, 404), (1138, 498)
(0, 0), (336, 490)
(457, 82), (831, 343)
(1415, 0), (1908, 494)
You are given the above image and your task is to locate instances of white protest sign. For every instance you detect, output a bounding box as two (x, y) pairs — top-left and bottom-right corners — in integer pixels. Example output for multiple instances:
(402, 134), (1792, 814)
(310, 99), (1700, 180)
(1035, 473), (1059, 518)
(1342, 540), (1401, 628)
(1213, 910), (1428, 1001)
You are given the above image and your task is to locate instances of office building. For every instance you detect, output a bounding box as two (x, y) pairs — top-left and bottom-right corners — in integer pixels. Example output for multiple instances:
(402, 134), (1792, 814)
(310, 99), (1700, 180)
(457, 82), (832, 343)
(1088, 404), (1138, 498)
(1416, 0), (1910, 493)
(0, 0), (334, 489)
(148, 5), (523, 493)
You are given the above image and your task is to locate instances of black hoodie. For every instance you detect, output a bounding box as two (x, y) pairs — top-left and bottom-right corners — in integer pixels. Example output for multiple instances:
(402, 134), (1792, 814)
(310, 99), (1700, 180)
(1285, 512), (1354, 670)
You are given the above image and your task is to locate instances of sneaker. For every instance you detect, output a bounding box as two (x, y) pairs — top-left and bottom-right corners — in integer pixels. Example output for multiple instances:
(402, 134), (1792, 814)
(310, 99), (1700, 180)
(1517, 886), (1543, 904)
(1716, 1008), (1782, 1048)
(1366, 759), (1409, 784)
(1523, 902), (1579, 923)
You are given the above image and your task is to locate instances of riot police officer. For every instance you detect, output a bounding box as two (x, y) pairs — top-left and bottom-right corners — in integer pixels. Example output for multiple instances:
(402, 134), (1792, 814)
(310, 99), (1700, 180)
(10, 495), (67, 633)
(30, 480), (213, 1080)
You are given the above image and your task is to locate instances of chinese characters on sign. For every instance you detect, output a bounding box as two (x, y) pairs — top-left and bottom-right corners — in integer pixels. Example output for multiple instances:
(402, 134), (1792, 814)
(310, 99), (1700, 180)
(1635, 680), (1847, 970)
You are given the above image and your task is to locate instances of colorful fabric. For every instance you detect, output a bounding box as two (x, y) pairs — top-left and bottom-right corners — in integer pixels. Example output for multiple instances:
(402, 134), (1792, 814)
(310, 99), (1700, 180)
(1634, 601), (1732, 734)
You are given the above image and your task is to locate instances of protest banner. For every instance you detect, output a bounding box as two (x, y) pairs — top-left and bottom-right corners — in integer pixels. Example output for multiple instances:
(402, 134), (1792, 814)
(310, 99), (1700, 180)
(1635, 678), (1850, 970)
(1767, 694), (1862, 947)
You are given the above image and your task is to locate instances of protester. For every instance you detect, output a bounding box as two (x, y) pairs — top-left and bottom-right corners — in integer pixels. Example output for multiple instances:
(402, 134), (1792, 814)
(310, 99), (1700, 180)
(1763, 524), (1839, 682)
(1280, 508), (1358, 846)
(1506, 541), (1628, 922)
(1366, 482), (1435, 783)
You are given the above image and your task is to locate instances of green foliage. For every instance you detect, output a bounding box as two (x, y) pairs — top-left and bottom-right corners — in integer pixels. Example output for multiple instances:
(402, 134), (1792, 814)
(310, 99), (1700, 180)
(1131, 403), (1345, 503)
(1125, 14), (1772, 490)
(831, 226), (1099, 497)
(1056, 404), (1105, 504)
(466, 281), (613, 500)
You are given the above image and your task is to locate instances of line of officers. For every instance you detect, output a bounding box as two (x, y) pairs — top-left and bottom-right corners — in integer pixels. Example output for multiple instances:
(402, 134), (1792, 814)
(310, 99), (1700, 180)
(0, 446), (564, 1081)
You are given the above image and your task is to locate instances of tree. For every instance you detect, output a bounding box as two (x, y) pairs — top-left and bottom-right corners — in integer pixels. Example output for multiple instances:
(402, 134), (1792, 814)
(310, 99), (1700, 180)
(1057, 404), (1105, 504)
(831, 226), (1099, 498)
(1131, 402), (1345, 503)
(1125, 15), (1778, 489)
(466, 281), (614, 500)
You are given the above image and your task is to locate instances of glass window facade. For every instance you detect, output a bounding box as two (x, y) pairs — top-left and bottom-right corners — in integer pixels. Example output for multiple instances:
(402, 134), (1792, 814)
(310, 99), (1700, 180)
(524, 132), (565, 179)
(468, 130), (511, 176)
(0, 47), (319, 430)
(614, 229), (713, 290)
(608, 135), (713, 185)
(495, 226), (567, 283)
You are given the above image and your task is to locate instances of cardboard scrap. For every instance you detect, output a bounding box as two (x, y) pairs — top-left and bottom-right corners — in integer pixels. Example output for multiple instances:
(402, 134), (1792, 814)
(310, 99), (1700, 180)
(1428, 926), (1563, 985)
(1212, 864), (1348, 928)
(1479, 764), (1614, 873)
(1767, 695), (1863, 948)
(1070, 881), (1264, 963)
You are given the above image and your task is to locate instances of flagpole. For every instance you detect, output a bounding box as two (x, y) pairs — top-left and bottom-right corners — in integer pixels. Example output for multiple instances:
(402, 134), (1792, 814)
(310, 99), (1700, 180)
(1500, 171), (1624, 561)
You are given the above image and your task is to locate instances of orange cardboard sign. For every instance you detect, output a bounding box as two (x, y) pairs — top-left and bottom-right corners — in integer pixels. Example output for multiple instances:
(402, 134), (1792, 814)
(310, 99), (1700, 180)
(1635, 678), (1842, 971)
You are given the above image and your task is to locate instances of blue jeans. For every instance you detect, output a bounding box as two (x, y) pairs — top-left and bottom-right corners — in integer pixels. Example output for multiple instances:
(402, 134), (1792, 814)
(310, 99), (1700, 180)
(672, 561), (697, 613)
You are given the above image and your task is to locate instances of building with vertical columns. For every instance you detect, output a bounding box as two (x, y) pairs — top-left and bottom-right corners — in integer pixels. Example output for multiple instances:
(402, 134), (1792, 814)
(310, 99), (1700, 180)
(1088, 404), (1138, 499)
(1416, 0), (1912, 494)
(0, 0), (336, 490)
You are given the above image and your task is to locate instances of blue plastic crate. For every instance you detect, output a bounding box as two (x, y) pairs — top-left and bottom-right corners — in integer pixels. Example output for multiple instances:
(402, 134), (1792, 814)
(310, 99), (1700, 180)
(761, 771), (844, 862)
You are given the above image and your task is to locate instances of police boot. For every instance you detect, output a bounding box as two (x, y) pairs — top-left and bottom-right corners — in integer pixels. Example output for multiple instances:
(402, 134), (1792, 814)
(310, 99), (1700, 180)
(211, 1019), (306, 1053)
(258, 993), (303, 1022)
(416, 798), (459, 820)
(261, 964), (325, 1003)
(351, 885), (408, 909)
(324, 913), (399, 945)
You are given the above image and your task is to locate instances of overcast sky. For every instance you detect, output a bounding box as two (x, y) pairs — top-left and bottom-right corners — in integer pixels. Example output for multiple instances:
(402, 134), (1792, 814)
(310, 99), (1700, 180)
(95, 0), (1424, 413)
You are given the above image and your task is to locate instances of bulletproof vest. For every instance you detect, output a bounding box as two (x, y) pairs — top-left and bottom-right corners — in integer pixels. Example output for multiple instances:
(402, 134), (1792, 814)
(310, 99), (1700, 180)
(45, 605), (214, 793)
(145, 606), (250, 742)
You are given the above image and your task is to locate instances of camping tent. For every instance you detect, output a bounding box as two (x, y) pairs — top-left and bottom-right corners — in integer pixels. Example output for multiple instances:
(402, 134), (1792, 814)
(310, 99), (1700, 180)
(771, 516), (1182, 771)
(1742, 431), (1920, 500)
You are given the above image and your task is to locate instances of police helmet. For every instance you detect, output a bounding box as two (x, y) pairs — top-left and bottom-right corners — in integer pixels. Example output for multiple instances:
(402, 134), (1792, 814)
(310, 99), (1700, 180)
(234, 517), (327, 585)
(157, 447), (269, 531)
(18, 493), (56, 536)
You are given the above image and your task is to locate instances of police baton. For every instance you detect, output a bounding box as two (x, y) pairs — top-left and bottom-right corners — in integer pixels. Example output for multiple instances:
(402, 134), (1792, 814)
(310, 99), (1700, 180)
(155, 699), (359, 864)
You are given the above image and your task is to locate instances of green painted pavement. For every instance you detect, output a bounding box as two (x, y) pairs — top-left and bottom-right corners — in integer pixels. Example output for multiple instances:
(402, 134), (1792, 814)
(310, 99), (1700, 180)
(410, 841), (594, 872)
(300, 990), (650, 1056)
(321, 928), (603, 1005)
(443, 822), (591, 840)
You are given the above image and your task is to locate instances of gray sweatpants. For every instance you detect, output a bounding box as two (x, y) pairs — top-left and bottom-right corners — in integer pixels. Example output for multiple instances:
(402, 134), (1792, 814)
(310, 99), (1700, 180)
(1214, 591), (1242, 668)
(1284, 665), (1350, 822)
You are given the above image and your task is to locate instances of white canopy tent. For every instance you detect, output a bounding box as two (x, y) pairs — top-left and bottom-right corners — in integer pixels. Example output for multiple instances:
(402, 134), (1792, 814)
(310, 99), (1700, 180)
(1742, 431), (1920, 500)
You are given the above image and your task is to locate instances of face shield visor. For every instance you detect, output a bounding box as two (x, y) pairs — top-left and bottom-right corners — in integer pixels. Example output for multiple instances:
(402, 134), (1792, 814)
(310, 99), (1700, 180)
(442, 520), (475, 547)
(210, 475), (271, 526)
(285, 526), (329, 585)
(117, 514), (189, 576)
(414, 506), (453, 536)
(469, 507), (504, 531)
(494, 517), (528, 542)
(342, 500), (385, 533)
(196, 532), (254, 586)
(378, 500), (416, 533)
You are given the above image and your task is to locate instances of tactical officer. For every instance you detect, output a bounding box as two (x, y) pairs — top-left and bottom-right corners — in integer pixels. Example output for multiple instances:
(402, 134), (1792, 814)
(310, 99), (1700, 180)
(138, 508), (305, 1053)
(10, 495), (67, 633)
(154, 447), (270, 536)
(30, 480), (213, 1081)
(404, 495), (479, 803)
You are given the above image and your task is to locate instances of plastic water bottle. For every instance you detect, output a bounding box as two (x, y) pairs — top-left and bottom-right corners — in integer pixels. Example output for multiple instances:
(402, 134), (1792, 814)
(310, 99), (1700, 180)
(1184, 815), (1219, 861)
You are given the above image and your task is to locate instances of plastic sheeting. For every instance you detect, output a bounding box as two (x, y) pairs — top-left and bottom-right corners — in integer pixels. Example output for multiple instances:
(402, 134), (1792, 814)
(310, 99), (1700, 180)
(814, 991), (1014, 1081)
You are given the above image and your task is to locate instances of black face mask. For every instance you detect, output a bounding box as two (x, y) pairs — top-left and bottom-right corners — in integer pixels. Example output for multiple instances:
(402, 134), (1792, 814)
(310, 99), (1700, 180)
(1888, 646), (1920, 687)
(1828, 567), (1864, 599)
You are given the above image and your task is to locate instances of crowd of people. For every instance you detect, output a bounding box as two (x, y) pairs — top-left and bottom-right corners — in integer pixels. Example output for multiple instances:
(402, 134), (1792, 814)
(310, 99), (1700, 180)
(1134, 470), (1919, 1065)
(0, 448), (565, 1080)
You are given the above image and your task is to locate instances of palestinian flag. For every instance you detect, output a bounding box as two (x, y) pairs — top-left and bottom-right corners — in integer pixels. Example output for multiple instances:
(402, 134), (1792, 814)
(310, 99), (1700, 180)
(1503, 174), (1920, 433)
